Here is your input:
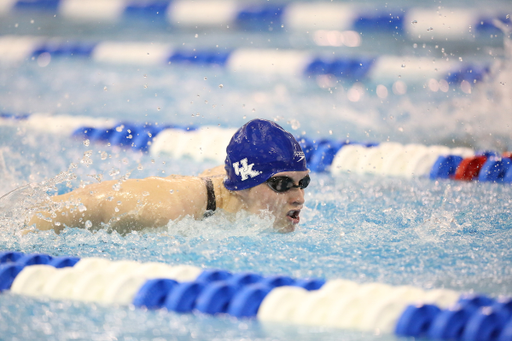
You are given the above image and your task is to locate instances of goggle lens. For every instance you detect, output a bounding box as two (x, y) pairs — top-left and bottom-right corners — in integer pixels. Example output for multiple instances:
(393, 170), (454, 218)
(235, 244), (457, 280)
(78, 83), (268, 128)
(266, 175), (310, 193)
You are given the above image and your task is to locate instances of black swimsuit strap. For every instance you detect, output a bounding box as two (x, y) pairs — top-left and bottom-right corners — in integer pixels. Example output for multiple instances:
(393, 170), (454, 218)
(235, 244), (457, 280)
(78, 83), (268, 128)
(204, 178), (216, 218)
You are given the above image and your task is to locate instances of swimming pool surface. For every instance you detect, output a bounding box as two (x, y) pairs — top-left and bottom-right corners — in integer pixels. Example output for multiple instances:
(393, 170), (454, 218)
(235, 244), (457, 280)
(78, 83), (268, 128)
(0, 1), (511, 340)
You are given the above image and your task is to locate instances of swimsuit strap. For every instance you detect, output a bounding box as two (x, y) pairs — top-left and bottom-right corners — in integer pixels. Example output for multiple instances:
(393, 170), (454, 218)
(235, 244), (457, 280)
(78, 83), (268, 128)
(204, 178), (216, 218)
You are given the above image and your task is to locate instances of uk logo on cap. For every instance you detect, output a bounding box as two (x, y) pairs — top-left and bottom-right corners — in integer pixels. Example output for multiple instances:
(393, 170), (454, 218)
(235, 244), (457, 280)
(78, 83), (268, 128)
(233, 158), (262, 181)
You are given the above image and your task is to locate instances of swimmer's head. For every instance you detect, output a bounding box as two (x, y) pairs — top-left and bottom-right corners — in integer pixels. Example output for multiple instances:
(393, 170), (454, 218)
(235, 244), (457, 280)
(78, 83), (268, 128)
(224, 119), (308, 191)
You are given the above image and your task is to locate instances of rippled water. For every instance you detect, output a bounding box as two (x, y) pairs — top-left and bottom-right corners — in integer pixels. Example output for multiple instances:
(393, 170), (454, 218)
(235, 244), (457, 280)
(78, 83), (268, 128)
(1, 3), (512, 340)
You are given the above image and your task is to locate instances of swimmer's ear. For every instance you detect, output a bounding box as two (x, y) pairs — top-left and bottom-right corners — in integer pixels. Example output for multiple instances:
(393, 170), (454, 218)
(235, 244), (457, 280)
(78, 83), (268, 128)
(199, 165), (226, 177)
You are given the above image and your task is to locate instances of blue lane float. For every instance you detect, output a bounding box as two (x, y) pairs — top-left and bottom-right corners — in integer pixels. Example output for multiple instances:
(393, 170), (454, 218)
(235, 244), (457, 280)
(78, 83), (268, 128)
(1, 0), (509, 39)
(0, 250), (510, 341)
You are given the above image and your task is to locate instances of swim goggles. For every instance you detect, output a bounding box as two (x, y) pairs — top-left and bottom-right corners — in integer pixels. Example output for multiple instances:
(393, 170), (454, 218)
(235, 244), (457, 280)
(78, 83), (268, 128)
(266, 175), (311, 193)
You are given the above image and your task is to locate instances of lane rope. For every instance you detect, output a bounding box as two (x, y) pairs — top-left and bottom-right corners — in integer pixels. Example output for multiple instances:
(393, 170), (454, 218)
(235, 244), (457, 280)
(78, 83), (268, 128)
(1, 113), (510, 183)
(0, 250), (510, 341)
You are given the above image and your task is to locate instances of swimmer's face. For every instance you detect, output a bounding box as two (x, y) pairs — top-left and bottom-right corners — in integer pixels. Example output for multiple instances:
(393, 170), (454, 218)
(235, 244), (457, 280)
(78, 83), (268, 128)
(238, 170), (309, 233)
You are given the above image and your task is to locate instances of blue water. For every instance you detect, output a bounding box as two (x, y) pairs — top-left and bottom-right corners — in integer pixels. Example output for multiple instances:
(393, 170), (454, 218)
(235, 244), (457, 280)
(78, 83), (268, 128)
(1, 2), (512, 340)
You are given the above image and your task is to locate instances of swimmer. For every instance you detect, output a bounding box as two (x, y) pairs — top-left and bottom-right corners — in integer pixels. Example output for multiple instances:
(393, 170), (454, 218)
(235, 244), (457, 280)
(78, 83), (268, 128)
(26, 119), (310, 233)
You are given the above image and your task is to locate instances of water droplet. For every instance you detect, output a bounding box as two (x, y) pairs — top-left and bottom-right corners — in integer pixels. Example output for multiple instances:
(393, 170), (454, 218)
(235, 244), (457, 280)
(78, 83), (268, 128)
(112, 183), (121, 191)
(411, 20), (418, 24)
(137, 164), (144, 170)
(100, 151), (108, 160)
(170, 189), (174, 194)
(85, 220), (92, 228)
(252, 108), (255, 112)
(143, 74), (147, 78)
(459, 57), (463, 61)
(83, 139), (90, 146)
(401, 64), (406, 68)
(142, 191), (150, 196)
(109, 168), (120, 177)
(114, 207), (119, 212)
(219, 84), (223, 89)
(143, 84), (148, 89)
(289, 119), (300, 130)
(103, 86), (107, 91)
(115, 125), (124, 132)
(204, 77), (207, 80)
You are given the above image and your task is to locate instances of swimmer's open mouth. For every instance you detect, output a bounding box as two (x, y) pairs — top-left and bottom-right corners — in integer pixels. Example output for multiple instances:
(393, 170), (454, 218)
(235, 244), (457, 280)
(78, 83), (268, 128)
(286, 210), (301, 224)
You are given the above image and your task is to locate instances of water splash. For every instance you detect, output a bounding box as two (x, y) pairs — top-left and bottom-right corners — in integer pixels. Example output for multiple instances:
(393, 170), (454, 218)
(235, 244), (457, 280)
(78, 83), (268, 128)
(0, 163), (77, 231)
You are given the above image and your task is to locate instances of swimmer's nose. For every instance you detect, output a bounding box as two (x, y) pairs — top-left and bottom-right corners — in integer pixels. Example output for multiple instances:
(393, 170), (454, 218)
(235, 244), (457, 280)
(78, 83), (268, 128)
(289, 188), (305, 207)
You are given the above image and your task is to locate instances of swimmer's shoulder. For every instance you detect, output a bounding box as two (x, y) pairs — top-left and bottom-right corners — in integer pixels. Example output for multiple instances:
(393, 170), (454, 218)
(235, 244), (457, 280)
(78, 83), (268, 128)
(199, 165), (226, 178)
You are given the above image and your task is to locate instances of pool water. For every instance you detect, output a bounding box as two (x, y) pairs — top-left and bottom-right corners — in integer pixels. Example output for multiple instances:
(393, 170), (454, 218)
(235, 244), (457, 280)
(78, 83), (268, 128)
(1, 1), (512, 340)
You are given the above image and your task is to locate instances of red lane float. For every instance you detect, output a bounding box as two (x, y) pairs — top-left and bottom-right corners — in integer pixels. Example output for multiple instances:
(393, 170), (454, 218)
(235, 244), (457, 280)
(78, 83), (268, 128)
(453, 156), (487, 181)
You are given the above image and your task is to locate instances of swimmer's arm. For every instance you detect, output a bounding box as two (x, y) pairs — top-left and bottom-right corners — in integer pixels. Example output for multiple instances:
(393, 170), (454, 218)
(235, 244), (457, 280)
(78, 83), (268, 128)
(27, 177), (208, 233)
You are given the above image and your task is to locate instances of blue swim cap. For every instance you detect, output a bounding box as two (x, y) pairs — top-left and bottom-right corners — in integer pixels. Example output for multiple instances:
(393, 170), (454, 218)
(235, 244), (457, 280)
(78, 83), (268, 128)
(224, 119), (308, 191)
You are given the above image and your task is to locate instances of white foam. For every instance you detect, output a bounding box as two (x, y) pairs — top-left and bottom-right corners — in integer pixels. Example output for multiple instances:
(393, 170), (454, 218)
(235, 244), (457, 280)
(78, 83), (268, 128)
(92, 42), (172, 65)
(227, 49), (312, 76)
(59, 0), (125, 21)
(282, 3), (356, 31)
(168, 0), (238, 26)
